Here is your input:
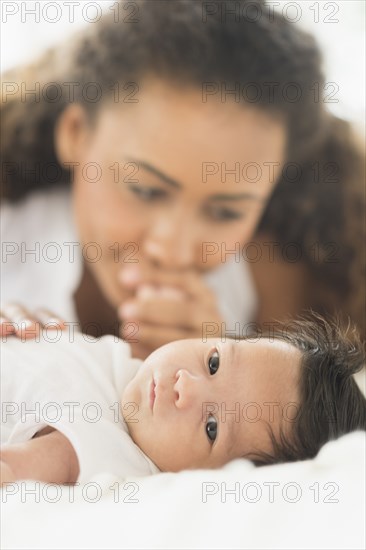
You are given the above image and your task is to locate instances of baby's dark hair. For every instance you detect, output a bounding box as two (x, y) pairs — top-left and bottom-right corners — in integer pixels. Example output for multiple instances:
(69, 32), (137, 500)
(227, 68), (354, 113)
(249, 312), (366, 466)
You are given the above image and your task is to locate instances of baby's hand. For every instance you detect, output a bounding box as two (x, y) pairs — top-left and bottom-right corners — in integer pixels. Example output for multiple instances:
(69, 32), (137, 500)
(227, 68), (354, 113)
(0, 430), (79, 485)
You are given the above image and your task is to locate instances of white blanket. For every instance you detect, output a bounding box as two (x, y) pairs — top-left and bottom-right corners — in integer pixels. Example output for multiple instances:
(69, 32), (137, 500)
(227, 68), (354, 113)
(1, 430), (365, 550)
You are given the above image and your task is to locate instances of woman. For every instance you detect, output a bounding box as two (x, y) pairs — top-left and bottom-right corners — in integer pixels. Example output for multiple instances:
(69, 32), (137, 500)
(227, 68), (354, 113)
(1, 0), (364, 358)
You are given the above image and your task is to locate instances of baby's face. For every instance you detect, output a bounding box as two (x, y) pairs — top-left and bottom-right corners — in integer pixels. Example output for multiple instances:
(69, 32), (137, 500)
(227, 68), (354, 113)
(121, 338), (302, 471)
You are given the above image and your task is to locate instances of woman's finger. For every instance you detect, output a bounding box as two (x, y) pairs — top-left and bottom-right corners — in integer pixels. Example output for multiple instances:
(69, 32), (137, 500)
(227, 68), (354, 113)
(1, 303), (41, 339)
(0, 315), (16, 337)
(118, 295), (208, 332)
(1, 304), (66, 339)
(119, 265), (215, 303)
(120, 320), (195, 351)
(34, 309), (66, 330)
(119, 284), (221, 330)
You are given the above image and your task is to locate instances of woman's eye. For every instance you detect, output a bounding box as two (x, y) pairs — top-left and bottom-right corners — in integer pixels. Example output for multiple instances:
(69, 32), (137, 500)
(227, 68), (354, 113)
(207, 206), (244, 222)
(128, 184), (167, 202)
(206, 415), (217, 443)
(208, 350), (220, 375)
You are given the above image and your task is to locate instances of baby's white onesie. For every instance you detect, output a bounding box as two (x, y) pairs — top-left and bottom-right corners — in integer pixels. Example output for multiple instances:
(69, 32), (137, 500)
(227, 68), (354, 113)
(0, 331), (160, 482)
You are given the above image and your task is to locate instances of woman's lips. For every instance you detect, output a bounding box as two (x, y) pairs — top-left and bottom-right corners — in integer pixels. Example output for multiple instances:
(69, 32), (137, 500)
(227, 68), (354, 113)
(149, 379), (156, 411)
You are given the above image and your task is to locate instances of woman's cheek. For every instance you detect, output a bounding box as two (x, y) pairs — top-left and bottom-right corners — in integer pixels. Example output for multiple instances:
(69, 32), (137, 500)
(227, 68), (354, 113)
(71, 183), (144, 304)
(90, 202), (144, 285)
(198, 220), (258, 271)
(73, 179), (144, 250)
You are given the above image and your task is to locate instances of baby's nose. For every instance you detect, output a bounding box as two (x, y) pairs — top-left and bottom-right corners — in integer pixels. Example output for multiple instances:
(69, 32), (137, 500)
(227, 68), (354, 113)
(174, 369), (202, 409)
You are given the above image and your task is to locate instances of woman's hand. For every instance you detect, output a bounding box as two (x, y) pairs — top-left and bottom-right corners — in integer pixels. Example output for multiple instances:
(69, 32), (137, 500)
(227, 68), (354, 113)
(0, 304), (66, 339)
(118, 265), (223, 359)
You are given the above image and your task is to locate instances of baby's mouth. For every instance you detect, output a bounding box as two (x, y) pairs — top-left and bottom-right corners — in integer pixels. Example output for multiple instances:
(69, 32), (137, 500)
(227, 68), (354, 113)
(149, 379), (156, 411)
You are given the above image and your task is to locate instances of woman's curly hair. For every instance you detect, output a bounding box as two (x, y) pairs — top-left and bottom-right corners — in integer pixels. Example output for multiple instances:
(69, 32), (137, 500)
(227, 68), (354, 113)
(1, 0), (365, 335)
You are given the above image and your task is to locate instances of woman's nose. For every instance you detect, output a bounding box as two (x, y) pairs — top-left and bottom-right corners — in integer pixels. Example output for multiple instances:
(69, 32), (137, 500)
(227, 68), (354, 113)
(174, 369), (203, 410)
(142, 214), (196, 269)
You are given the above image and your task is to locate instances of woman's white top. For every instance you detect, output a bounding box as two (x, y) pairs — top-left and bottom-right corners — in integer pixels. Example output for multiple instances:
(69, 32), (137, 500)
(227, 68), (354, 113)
(1, 331), (160, 482)
(0, 187), (259, 332)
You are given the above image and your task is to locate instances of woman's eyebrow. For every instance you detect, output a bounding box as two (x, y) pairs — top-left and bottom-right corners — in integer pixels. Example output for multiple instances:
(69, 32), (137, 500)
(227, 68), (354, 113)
(125, 157), (181, 189)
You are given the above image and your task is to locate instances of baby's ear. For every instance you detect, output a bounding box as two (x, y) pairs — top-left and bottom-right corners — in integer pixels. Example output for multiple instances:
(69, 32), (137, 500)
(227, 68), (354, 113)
(54, 103), (90, 167)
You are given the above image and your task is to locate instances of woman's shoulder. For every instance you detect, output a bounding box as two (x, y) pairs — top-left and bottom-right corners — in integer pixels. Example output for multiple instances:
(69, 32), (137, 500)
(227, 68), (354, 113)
(249, 231), (310, 323)
(204, 256), (259, 326)
(0, 186), (82, 320)
(1, 187), (74, 240)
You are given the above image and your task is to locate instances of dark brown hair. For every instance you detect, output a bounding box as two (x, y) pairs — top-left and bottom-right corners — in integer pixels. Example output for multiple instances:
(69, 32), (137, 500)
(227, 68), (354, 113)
(249, 312), (366, 466)
(1, 0), (364, 334)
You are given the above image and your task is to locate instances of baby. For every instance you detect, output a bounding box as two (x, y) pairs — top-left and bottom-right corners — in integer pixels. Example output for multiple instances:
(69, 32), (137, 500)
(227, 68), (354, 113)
(1, 314), (365, 485)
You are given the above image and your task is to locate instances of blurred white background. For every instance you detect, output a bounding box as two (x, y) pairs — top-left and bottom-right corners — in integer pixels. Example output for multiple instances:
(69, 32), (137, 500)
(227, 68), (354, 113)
(1, 1), (365, 136)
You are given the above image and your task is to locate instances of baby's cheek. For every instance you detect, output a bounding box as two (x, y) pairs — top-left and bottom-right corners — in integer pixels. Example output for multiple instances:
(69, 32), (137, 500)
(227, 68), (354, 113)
(120, 379), (138, 414)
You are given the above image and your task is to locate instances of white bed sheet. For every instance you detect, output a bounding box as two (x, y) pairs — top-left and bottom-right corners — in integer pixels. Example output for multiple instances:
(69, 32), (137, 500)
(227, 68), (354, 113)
(1, 430), (365, 550)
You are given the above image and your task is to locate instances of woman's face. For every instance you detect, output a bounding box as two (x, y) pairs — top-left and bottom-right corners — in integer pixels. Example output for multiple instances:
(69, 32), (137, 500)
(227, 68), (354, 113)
(56, 79), (286, 307)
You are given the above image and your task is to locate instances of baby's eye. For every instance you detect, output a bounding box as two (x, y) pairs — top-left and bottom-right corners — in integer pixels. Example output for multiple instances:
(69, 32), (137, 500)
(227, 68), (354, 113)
(206, 415), (217, 443)
(208, 350), (219, 375)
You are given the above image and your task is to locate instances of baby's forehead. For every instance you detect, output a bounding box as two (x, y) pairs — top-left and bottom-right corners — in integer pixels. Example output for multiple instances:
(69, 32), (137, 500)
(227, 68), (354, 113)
(224, 337), (302, 396)
(223, 336), (301, 360)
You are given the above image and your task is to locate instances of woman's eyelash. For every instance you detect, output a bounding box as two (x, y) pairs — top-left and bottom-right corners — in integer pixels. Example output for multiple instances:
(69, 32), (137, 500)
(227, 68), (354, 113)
(129, 184), (243, 224)
(207, 206), (244, 221)
(208, 350), (219, 375)
(128, 183), (167, 201)
(128, 184), (243, 221)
